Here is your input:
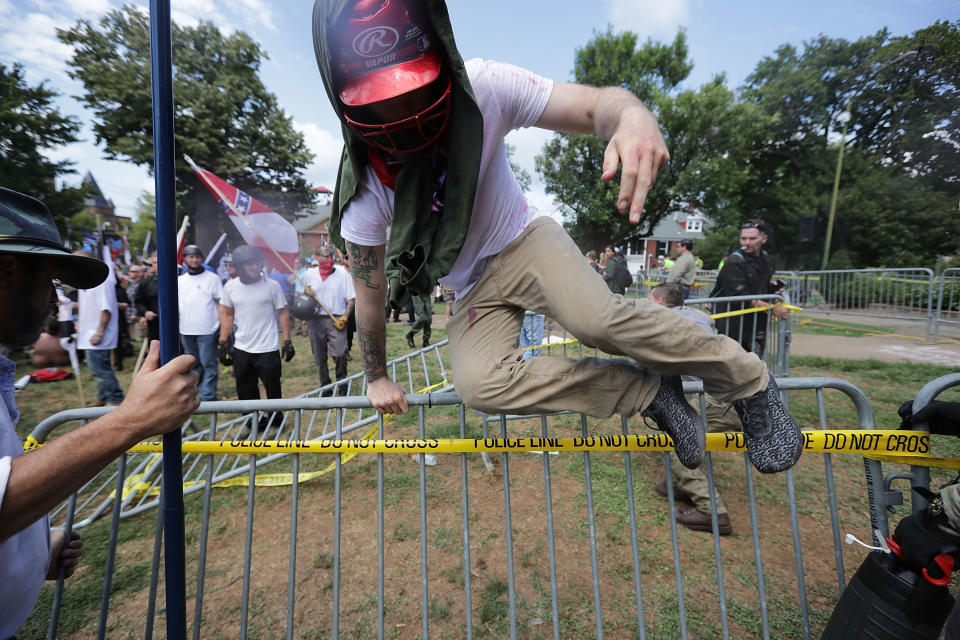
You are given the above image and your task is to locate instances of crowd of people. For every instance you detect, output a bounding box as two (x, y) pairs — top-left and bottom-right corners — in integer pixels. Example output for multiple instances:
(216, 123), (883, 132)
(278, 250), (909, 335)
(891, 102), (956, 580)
(0, 0), (821, 634)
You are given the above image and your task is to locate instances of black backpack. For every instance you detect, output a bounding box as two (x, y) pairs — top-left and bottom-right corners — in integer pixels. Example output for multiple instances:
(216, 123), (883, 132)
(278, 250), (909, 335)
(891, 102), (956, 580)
(613, 255), (633, 292)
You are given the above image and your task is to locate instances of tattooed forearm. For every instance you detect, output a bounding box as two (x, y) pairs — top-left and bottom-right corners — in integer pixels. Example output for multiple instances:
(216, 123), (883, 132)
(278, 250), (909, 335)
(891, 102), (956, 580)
(349, 242), (380, 289)
(357, 325), (388, 382)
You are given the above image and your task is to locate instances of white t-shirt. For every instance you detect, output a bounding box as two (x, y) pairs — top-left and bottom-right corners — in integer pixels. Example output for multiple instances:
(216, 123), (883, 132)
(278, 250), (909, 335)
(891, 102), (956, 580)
(301, 268), (356, 317)
(178, 270), (223, 335)
(77, 280), (119, 350)
(0, 356), (51, 639)
(339, 58), (554, 298)
(220, 277), (287, 353)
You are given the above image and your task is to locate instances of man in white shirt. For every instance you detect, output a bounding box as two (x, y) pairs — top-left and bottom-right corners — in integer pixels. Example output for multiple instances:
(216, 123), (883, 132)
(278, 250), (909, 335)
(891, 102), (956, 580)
(218, 245), (294, 437)
(178, 245), (224, 401)
(301, 245), (356, 395)
(312, 0), (804, 475)
(0, 187), (200, 639)
(75, 251), (124, 406)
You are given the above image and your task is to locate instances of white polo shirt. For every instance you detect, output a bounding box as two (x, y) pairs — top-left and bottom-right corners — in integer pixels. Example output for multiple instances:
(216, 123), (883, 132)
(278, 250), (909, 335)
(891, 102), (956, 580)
(178, 270), (223, 335)
(76, 280), (119, 350)
(301, 267), (356, 317)
(220, 277), (286, 353)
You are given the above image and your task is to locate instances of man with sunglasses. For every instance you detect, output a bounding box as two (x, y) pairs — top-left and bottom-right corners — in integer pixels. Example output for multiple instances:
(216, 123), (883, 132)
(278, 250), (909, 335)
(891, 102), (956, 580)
(0, 187), (200, 639)
(312, 0), (804, 476)
(713, 219), (789, 355)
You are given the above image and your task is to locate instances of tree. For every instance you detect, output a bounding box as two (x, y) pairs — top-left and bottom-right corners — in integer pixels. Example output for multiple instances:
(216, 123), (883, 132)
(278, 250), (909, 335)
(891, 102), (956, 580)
(536, 29), (772, 252)
(0, 62), (86, 234)
(127, 191), (156, 258)
(739, 22), (960, 268)
(58, 6), (316, 250)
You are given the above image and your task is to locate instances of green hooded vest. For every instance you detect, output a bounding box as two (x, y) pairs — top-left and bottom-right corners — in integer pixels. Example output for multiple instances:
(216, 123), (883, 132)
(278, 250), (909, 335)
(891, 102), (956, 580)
(311, 0), (483, 308)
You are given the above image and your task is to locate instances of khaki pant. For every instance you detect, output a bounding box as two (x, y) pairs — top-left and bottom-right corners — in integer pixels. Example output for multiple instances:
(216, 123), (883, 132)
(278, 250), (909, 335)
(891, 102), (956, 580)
(447, 217), (768, 418)
(670, 393), (742, 514)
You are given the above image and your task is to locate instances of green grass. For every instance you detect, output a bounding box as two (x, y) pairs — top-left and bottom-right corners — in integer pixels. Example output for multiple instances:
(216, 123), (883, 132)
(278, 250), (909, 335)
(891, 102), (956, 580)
(791, 316), (891, 336)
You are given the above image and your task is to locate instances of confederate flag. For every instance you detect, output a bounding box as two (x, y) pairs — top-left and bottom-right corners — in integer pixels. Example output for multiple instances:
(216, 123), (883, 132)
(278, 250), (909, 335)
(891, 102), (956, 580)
(186, 156), (299, 272)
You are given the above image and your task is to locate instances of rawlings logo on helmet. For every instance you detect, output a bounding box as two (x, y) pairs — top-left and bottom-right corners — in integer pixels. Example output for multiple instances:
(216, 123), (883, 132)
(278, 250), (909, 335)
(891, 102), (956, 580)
(353, 26), (399, 57)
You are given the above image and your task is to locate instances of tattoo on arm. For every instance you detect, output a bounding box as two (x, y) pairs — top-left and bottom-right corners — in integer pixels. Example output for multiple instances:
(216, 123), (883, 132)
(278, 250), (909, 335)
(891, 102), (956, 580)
(357, 325), (388, 382)
(349, 243), (380, 289)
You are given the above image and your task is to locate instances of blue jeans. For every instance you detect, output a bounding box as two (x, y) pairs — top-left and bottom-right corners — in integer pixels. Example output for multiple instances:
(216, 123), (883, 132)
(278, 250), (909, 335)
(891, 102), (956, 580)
(180, 331), (219, 401)
(85, 349), (124, 404)
(519, 313), (545, 361)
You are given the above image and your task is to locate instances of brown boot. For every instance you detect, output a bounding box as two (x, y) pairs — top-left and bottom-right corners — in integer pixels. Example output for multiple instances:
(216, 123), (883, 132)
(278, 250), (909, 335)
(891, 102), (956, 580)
(654, 480), (694, 506)
(676, 507), (732, 535)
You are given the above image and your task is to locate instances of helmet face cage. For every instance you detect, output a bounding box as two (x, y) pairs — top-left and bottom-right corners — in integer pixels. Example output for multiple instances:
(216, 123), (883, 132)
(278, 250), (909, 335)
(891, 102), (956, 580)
(343, 75), (451, 153)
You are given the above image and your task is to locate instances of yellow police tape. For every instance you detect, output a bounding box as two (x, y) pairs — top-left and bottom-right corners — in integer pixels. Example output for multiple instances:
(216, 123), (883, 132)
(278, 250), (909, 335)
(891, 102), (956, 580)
(708, 302), (802, 320)
(866, 454), (960, 471)
(129, 429), (930, 457)
(105, 379), (452, 501)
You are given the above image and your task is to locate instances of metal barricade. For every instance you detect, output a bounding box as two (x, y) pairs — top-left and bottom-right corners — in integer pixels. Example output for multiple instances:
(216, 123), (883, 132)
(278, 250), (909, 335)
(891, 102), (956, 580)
(933, 268), (960, 341)
(31, 377), (884, 640)
(789, 268), (935, 338)
(686, 294), (792, 376)
(30, 341), (454, 530)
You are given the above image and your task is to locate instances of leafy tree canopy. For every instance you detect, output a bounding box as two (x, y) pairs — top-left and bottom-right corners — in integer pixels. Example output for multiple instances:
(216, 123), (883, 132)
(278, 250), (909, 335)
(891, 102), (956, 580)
(540, 20), (959, 268)
(738, 21), (959, 267)
(127, 191), (156, 257)
(58, 5), (315, 247)
(0, 62), (86, 235)
(537, 29), (772, 253)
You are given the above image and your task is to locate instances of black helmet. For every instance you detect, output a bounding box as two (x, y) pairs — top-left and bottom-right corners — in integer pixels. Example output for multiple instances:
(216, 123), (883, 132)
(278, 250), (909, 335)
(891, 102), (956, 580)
(182, 244), (203, 257)
(232, 245), (263, 266)
(289, 293), (318, 321)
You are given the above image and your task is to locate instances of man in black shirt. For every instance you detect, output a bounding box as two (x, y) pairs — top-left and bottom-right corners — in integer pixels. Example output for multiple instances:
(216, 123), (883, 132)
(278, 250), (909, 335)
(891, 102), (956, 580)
(712, 219), (789, 355)
(135, 254), (160, 343)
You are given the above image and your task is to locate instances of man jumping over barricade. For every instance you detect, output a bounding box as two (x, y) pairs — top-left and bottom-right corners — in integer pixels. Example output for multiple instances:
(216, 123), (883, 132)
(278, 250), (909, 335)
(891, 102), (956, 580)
(311, 0), (804, 474)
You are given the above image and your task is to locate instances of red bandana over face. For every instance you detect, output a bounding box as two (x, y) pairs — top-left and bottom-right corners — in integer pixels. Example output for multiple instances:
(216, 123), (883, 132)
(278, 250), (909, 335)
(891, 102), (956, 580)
(317, 257), (335, 280)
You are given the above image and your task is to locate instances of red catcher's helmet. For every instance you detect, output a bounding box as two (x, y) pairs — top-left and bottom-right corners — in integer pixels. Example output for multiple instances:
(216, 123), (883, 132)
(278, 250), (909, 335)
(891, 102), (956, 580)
(333, 0), (451, 153)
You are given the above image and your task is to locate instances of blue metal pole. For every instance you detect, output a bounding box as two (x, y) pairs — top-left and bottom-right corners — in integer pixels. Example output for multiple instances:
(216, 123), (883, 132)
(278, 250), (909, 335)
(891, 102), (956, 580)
(148, 0), (186, 637)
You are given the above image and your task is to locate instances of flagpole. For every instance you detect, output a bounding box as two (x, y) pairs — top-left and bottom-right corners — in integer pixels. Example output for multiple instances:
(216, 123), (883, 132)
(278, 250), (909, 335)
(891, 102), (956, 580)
(205, 233), (227, 265)
(175, 215), (190, 265)
(149, 0), (187, 637)
(183, 154), (339, 319)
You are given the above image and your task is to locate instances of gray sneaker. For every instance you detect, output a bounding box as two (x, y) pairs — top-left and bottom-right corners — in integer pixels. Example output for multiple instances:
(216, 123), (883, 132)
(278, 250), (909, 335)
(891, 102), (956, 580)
(641, 375), (705, 469)
(733, 375), (803, 473)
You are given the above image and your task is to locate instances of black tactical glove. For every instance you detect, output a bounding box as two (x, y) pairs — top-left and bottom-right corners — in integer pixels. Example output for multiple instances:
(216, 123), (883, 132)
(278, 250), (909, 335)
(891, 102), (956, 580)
(217, 340), (234, 367)
(281, 340), (295, 362)
(899, 401), (960, 437)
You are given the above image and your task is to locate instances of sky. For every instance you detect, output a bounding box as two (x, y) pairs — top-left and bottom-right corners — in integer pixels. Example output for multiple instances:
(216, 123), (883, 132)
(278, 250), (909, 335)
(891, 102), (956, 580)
(1, 0), (957, 222)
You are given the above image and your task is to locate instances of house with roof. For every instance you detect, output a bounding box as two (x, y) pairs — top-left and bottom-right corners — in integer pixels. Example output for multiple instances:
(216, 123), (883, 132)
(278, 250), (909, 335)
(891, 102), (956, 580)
(82, 172), (131, 233)
(294, 202), (333, 252)
(622, 209), (713, 272)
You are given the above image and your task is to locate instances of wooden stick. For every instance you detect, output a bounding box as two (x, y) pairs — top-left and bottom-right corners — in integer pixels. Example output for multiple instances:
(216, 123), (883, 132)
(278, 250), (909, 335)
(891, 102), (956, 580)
(133, 337), (150, 375)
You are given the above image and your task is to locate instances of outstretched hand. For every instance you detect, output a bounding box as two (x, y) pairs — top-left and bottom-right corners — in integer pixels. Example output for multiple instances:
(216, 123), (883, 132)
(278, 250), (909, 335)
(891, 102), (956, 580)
(600, 105), (670, 225)
(113, 341), (201, 440)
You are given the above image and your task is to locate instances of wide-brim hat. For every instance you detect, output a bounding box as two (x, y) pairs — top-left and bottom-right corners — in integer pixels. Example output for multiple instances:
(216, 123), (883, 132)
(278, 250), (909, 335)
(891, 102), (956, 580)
(0, 187), (108, 289)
